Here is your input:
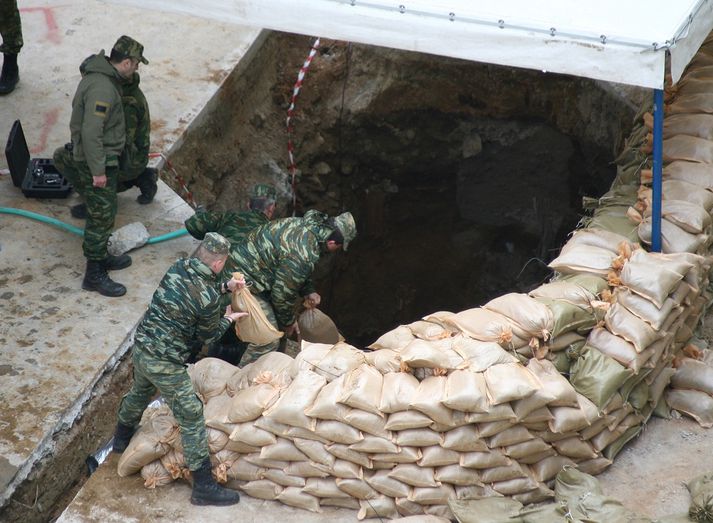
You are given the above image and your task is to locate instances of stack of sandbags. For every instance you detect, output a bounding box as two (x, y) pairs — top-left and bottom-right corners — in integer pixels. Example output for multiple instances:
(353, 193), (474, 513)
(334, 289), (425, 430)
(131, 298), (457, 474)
(666, 350), (713, 428)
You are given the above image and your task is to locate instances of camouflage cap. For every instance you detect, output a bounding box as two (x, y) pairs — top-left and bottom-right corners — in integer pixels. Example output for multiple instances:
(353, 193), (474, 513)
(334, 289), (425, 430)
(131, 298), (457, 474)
(250, 184), (277, 201)
(112, 35), (148, 65)
(201, 232), (230, 255)
(333, 212), (356, 251)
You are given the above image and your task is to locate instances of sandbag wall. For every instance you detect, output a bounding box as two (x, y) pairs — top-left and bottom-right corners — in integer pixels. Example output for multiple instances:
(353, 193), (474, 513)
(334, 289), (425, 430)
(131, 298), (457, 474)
(114, 35), (713, 520)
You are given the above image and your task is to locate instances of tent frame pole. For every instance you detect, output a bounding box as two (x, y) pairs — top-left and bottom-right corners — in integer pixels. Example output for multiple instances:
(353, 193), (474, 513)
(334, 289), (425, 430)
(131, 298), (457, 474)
(651, 88), (664, 252)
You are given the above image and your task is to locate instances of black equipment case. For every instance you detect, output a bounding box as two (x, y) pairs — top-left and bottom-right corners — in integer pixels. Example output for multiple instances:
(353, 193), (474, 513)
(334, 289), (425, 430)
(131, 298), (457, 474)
(5, 119), (72, 198)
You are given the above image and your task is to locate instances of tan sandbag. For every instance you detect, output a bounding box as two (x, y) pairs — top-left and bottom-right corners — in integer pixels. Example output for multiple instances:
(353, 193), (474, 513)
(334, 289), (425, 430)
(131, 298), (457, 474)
(658, 112), (713, 140)
(314, 419), (363, 445)
(285, 461), (331, 478)
(529, 281), (597, 309)
(587, 327), (654, 372)
(243, 454), (289, 470)
(503, 438), (552, 460)
(275, 486), (321, 512)
(410, 376), (466, 426)
(263, 369), (327, 429)
(365, 349), (401, 373)
(389, 464), (438, 487)
(338, 364), (384, 416)
(408, 484), (457, 505)
(323, 458), (364, 479)
(385, 410), (433, 431)
(484, 293), (555, 342)
(290, 341), (334, 376)
(117, 413), (180, 477)
(225, 364), (252, 396)
(604, 303), (661, 353)
(343, 409), (391, 438)
(239, 479), (283, 500)
(259, 437), (309, 462)
(662, 160), (713, 188)
(227, 383), (279, 423)
(451, 336), (519, 371)
(644, 179), (713, 211)
(418, 446), (460, 467)
(229, 421), (276, 447)
(350, 435), (399, 454)
(441, 425), (488, 452)
(487, 425), (534, 448)
(492, 476), (539, 496)
(661, 134), (713, 163)
(666, 388), (713, 427)
(202, 393), (234, 434)
(140, 460), (174, 489)
(368, 325), (415, 351)
(530, 455), (575, 482)
(480, 462), (528, 483)
(549, 393), (601, 433)
(466, 402), (517, 423)
(365, 470), (412, 498)
(372, 447), (422, 464)
(394, 428), (442, 447)
(210, 449), (241, 483)
(443, 369), (490, 413)
(308, 342), (366, 382)
(526, 359), (578, 407)
(399, 338), (463, 370)
(671, 358), (713, 395)
(443, 308), (519, 346)
(433, 464), (481, 486)
(336, 478), (380, 499)
(453, 484), (501, 500)
(548, 244), (617, 277)
(300, 477), (349, 499)
(638, 217), (709, 254)
(615, 288), (679, 330)
(619, 251), (689, 307)
(303, 373), (350, 421)
(246, 352), (294, 387)
(298, 307), (342, 344)
(358, 496), (399, 520)
(259, 469), (304, 488)
(231, 279), (283, 345)
(325, 443), (372, 468)
(189, 357), (237, 401)
(319, 497), (361, 509)
(379, 372), (420, 413)
(408, 319), (452, 340)
(460, 450), (511, 469)
(160, 449), (188, 481)
(206, 427), (229, 454)
(253, 416), (290, 437)
(484, 362), (541, 405)
(226, 457), (265, 481)
(667, 92), (713, 115)
(654, 199), (713, 234)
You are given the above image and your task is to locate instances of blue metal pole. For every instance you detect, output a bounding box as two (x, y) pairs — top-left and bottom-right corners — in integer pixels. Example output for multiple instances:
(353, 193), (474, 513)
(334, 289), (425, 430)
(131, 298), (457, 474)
(651, 88), (664, 252)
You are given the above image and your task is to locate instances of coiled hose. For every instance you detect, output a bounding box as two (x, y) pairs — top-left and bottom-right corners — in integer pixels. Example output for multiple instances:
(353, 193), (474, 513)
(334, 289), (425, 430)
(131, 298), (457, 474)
(0, 207), (188, 244)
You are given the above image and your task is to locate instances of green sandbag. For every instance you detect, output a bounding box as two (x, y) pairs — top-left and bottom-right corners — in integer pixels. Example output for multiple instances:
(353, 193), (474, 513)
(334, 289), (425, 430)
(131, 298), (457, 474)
(603, 425), (642, 460)
(628, 380), (651, 412)
(619, 369), (653, 403)
(519, 504), (568, 523)
(653, 395), (672, 419)
(554, 467), (603, 503)
(688, 472), (713, 522)
(549, 350), (573, 374)
(534, 297), (597, 338)
(586, 212), (640, 242)
(448, 498), (524, 523)
(557, 273), (609, 297)
(570, 346), (633, 409)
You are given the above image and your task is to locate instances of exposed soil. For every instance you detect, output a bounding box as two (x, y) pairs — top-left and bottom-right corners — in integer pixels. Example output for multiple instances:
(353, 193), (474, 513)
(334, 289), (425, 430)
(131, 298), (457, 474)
(168, 31), (646, 346)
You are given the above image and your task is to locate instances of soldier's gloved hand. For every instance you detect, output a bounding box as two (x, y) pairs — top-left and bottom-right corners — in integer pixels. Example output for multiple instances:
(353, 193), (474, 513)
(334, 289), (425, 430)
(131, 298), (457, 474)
(304, 292), (321, 309)
(226, 275), (246, 293)
(224, 305), (248, 322)
(284, 322), (300, 338)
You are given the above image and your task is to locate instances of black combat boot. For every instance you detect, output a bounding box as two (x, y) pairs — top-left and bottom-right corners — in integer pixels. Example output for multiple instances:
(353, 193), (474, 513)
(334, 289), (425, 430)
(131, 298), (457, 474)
(102, 254), (132, 271)
(70, 203), (87, 219)
(136, 167), (158, 204)
(0, 53), (19, 95)
(190, 458), (241, 506)
(112, 422), (136, 453)
(82, 260), (126, 297)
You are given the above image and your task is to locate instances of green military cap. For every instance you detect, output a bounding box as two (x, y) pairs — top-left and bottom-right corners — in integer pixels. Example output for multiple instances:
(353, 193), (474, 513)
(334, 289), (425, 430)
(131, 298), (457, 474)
(112, 35), (148, 65)
(250, 183), (277, 201)
(333, 212), (356, 251)
(201, 232), (230, 255)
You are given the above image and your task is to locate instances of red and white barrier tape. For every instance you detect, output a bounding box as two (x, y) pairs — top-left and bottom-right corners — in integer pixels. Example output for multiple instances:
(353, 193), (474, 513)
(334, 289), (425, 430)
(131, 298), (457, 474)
(148, 152), (198, 209)
(286, 37), (321, 215)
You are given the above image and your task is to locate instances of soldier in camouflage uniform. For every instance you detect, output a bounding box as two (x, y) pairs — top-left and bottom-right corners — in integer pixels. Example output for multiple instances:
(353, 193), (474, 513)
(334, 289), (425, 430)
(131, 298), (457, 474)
(224, 209), (357, 365)
(184, 183), (277, 244)
(113, 233), (246, 506)
(0, 0), (22, 94)
(61, 70), (159, 218)
(54, 36), (147, 297)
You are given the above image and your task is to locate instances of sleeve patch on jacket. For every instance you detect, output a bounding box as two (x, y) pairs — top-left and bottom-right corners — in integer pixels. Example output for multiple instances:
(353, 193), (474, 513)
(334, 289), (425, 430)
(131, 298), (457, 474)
(94, 101), (110, 117)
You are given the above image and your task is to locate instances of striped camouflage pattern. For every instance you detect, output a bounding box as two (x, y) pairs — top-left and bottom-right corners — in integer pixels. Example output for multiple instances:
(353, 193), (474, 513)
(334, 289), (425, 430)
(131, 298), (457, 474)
(117, 256), (231, 469)
(0, 0), (22, 55)
(118, 72), (150, 181)
(133, 257), (232, 363)
(118, 348), (208, 470)
(185, 208), (268, 245)
(223, 209), (334, 327)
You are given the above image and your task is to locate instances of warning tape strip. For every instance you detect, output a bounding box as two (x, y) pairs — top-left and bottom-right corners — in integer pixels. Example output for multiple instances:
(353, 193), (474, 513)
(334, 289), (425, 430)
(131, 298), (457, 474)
(148, 152), (198, 209)
(286, 37), (321, 215)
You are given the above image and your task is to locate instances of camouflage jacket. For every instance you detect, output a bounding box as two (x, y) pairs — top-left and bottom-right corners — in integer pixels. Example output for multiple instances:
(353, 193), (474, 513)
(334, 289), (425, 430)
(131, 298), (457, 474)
(120, 72), (150, 180)
(69, 51), (125, 176)
(134, 257), (231, 364)
(224, 210), (334, 327)
(185, 209), (268, 245)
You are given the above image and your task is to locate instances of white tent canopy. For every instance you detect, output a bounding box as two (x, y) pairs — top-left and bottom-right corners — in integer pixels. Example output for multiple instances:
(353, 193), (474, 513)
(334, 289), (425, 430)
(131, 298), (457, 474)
(108, 0), (713, 88)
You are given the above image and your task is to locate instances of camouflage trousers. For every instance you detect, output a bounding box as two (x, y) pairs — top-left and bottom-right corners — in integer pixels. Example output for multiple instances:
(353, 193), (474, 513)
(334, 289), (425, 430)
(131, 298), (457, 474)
(117, 346), (209, 471)
(53, 147), (119, 261)
(0, 0), (22, 55)
(238, 293), (281, 366)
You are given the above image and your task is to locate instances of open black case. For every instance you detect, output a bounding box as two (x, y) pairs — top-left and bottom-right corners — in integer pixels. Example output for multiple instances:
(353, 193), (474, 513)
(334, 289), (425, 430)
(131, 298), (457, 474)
(5, 119), (72, 198)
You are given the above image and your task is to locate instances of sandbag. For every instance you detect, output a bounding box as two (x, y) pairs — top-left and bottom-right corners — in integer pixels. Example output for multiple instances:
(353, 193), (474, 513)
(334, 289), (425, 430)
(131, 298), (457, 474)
(276, 487), (321, 512)
(245, 352), (294, 387)
(343, 409), (391, 438)
(638, 217), (709, 254)
(484, 293), (554, 341)
(399, 338), (463, 370)
(298, 307), (342, 344)
(385, 410), (434, 431)
(261, 469), (305, 488)
(663, 160), (713, 188)
(549, 393), (601, 433)
(141, 460), (173, 489)
(379, 372), (421, 413)
(336, 478), (380, 499)
(263, 369), (327, 429)
(443, 369), (490, 412)
(189, 357), (237, 401)
(203, 393), (234, 434)
(604, 303), (661, 353)
(587, 327), (654, 373)
(365, 349), (401, 373)
(671, 358), (713, 396)
(238, 479), (283, 500)
(615, 288), (679, 331)
(484, 363), (541, 405)
(548, 244), (617, 277)
(389, 464), (439, 487)
(662, 134), (713, 163)
(160, 449), (188, 481)
(365, 470), (412, 498)
(358, 496), (399, 520)
(338, 364), (384, 416)
(409, 484), (457, 505)
(408, 319), (452, 340)
(231, 279), (283, 345)
(227, 383), (279, 423)
(529, 280), (597, 309)
(569, 347), (632, 409)
(526, 359), (578, 407)
(443, 308), (517, 346)
(117, 413), (179, 477)
(368, 325), (415, 351)
(448, 498), (524, 523)
(442, 425), (488, 452)
(619, 251), (689, 307)
(309, 342), (367, 382)
(304, 373), (350, 421)
(410, 376), (466, 426)
(451, 336), (518, 371)
(666, 389), (713, 427)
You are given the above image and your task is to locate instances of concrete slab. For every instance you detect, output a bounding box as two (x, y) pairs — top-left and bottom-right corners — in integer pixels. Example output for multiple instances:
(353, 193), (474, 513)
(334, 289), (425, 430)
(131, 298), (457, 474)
(56, 454), (359, 523)
(0, 0), (262, 511)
